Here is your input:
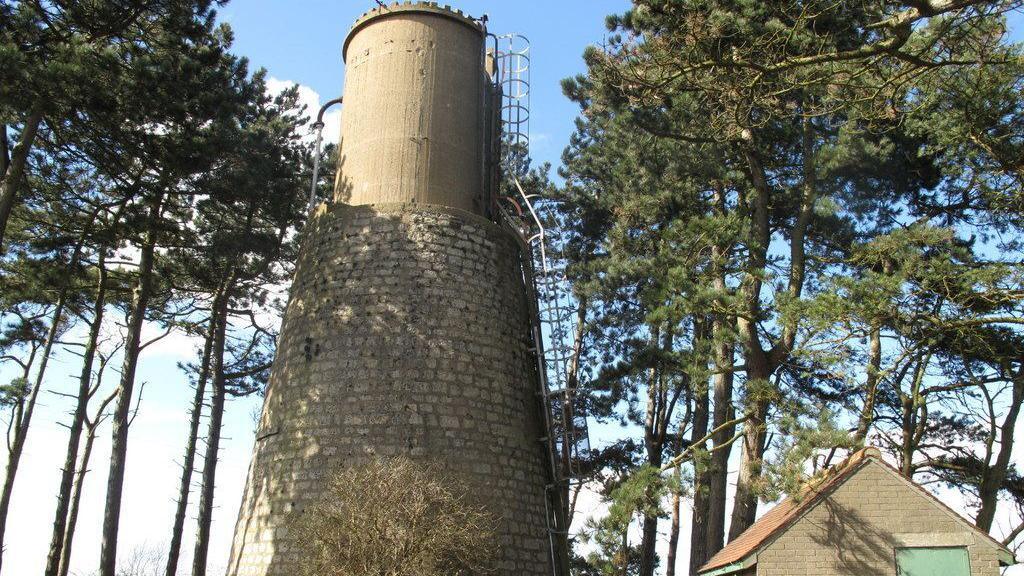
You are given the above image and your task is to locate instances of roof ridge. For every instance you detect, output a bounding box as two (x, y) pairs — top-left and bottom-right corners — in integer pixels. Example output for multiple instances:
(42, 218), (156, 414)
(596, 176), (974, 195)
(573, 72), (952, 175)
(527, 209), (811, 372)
(698, 446), (1015, 574)
(698, 447), (879, 574)
(867, 451), (1016, 563)
(794, 446), (876, 501)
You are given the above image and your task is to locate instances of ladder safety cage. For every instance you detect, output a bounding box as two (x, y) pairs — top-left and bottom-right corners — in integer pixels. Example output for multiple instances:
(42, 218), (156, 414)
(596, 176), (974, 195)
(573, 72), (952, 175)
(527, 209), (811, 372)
(489, 32), (591, 490)
(494, 33), (531, 181)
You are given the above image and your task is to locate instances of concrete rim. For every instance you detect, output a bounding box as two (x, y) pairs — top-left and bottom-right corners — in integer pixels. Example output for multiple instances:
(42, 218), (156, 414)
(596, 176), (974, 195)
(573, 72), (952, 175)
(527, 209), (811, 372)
(314, 201), (508, 235)
(343, 1), (485, 62)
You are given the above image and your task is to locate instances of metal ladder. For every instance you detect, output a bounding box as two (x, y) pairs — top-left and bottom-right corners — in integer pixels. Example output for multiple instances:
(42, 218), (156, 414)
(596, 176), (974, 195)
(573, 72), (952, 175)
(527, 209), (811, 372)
(490, 32), (590, 576)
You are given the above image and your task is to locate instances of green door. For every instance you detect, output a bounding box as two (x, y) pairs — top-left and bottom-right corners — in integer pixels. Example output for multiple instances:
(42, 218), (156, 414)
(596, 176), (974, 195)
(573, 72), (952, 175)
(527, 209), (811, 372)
(896, 547), (971, 576)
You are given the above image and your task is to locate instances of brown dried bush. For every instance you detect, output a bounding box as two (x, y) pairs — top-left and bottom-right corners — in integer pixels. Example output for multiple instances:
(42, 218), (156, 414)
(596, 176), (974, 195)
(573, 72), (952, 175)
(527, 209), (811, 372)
(291, 456), (497, 576)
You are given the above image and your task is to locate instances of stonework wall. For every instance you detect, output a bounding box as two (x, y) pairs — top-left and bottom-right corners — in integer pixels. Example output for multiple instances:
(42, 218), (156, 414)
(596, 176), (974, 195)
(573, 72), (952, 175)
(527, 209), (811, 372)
(756, 461), (1004, 576)
(226, 203), (552, 576)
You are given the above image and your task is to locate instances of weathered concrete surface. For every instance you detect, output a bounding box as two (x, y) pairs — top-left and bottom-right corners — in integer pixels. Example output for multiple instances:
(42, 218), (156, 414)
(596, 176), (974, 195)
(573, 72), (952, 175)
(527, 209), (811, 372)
(334, 5), (487, 214)
(755, 460), (1005, 575)
(225, 203), (552, 576)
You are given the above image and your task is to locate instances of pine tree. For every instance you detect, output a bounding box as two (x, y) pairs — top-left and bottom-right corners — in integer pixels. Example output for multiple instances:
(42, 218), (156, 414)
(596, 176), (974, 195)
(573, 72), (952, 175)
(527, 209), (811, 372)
(160, 76), (307, 576)
(561, 1), (1024, 570)
(0, 0), (232, 252)
(84, 9), (251, 575)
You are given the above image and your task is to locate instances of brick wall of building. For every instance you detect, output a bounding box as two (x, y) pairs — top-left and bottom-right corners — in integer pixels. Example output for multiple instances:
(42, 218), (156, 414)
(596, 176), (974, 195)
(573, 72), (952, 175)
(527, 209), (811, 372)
(225, 203), (552, 576)
(755, 460), (1003, 576)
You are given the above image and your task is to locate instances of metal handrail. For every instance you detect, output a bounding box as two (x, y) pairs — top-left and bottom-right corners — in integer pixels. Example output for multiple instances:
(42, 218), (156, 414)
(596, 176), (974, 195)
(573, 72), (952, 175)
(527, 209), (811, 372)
(492, 32), (591, 576)
(307, 97), (343, 215)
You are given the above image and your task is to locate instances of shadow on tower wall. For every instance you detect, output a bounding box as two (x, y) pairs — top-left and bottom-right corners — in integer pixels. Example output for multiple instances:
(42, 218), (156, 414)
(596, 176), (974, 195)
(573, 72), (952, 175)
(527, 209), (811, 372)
(226, 203), (552, 576)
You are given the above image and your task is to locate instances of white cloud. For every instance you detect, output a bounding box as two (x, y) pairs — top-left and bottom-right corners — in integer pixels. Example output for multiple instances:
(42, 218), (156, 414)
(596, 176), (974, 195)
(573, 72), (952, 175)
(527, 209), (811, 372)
(266, 77), (342, 146)
(139, 322), (202, 361)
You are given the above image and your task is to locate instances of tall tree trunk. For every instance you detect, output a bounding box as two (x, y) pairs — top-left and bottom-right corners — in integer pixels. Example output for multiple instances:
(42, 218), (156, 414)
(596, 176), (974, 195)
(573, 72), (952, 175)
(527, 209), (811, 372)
(57, 433), (96, 576)
(164, 322), (215, 576)
(0, 348), (36, 576)
(44, 250), (108, 576)
(733, 121), (814, 541)
(856, 322), (882, 443)
(900, 354), (929, 476)
(57, 431), (96, 576)
(0, 107), (44, 253)
(857, 257), (893, 444)
(976, 373), (1024, 530)
(191, 286), (231, 576)
(665, 462), (681, 576)
(729, 142), (774, 543)
(728, 116), (816, 542)
(729, 391), (770, 541)
(562, 300), (587, 513)
(1, 124), (10, 175)
(0, 234), (83, 574)
(728, 362), (771, 542)
(900, 391), (915, 476)
(638, 513), (658, 576)
(705, 343), (735, 556)
(638, 328), (664, 576)
(619, 531), (629, 576)
(0, 299), (64, 573)
(59, 388), (116, 576)
(688, 382), (711, 575)
(706, 184), (736, 559)
(98, 192), (164, 576)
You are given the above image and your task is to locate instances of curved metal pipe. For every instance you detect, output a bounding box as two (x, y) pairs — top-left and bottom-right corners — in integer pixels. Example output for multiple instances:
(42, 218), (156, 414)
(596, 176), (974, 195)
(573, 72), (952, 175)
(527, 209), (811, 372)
(307, 97), (344, 215)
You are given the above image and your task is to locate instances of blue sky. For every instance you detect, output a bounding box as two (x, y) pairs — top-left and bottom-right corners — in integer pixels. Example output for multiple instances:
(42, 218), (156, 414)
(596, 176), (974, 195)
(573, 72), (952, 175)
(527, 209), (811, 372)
(219, 0), (630, 167)
(3, 2), (1023, 576)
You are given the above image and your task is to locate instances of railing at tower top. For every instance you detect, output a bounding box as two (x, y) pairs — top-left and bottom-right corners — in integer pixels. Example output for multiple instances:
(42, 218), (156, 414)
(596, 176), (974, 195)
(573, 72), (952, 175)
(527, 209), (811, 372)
(489, 31), (591, 540)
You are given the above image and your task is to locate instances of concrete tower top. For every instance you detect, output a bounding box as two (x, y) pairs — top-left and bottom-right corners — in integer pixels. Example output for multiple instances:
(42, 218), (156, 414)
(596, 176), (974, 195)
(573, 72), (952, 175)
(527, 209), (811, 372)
(333, 0), (494, 214)
(344, 2), (485, 61)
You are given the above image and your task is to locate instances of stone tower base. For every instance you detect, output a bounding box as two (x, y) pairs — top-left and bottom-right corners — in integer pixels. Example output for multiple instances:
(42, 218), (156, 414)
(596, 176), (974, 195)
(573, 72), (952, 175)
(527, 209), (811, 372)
(226, 203), (552, 576)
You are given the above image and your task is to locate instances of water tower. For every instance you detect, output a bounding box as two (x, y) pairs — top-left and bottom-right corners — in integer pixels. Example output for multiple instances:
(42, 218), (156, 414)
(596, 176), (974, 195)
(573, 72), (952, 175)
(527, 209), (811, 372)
(226, 3), (581, 575)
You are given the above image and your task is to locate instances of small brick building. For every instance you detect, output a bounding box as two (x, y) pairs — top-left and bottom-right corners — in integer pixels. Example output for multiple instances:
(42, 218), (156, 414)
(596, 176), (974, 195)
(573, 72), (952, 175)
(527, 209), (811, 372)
(698, 448), (1016, 576)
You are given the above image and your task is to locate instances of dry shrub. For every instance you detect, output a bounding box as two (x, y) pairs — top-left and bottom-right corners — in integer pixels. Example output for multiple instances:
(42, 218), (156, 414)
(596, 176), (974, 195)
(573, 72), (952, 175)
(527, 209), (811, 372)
(291, 456), (497, 576)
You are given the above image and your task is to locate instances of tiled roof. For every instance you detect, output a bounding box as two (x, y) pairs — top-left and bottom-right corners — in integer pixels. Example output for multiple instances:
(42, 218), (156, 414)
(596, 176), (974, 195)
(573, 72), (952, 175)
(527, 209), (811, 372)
(698, 446), (1017, 573)
(698, 447), (877, 573)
